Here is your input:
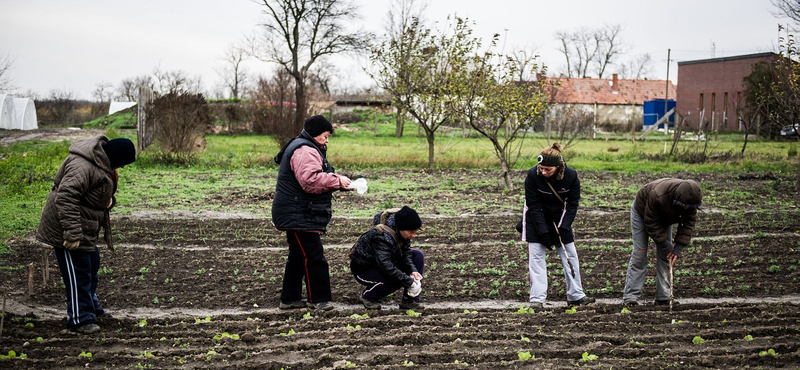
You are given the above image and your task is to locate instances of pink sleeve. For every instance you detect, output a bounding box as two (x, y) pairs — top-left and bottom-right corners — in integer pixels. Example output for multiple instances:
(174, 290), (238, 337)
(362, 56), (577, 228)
(290, 146), (341, 194)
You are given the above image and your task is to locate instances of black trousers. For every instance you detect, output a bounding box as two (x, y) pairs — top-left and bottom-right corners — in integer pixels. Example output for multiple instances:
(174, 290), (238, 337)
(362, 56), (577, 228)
(280, 231), (332, 304)
(53, 246), (105, 329)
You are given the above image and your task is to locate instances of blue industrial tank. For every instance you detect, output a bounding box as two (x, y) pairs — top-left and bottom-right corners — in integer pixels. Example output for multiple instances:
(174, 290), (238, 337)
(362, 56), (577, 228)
(643, 99), (676, 129)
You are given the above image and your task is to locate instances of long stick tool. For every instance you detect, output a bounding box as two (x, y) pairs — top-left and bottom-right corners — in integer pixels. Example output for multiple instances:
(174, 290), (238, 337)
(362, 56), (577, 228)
(669, 263), (674, 313)
(553, 222), (575, 278)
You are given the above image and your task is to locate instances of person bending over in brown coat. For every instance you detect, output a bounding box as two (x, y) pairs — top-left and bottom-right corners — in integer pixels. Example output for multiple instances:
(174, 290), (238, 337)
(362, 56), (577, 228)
(36, 136), (135, 334)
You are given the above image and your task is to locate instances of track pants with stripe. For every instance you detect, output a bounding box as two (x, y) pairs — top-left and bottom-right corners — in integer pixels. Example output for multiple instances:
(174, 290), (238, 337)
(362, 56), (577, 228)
(354, 249), (425, 302)
(53, 246), (105, 330)
(281, 231), (331, 304)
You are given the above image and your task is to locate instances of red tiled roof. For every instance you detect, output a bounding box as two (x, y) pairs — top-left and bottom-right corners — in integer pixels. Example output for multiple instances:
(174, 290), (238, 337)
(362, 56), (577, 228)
(544, 76), (676, 105)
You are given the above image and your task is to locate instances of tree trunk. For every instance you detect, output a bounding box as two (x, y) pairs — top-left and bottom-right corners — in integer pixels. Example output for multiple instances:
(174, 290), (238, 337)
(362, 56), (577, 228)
(395, 107), (404, 138)
(294, 79), (307, 130)
(426, 132), (435, 168)
(501, 156), (513, 190)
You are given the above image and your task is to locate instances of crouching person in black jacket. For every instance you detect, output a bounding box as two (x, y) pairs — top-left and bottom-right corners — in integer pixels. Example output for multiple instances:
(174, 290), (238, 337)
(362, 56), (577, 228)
(350, 206), (424, 310)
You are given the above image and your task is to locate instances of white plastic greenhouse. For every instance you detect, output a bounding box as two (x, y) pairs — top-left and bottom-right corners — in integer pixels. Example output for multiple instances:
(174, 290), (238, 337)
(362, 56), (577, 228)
(0, 94), (38, 130)
(109, 101), (136, 115)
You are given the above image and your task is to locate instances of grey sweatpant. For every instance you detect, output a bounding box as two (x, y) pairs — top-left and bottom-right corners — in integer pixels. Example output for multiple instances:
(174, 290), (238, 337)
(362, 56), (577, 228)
(623, 201), (673, 302)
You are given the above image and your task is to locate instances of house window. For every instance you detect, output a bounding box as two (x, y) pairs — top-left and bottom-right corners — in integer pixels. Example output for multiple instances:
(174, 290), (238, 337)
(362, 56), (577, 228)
(723, 92), (728, 129)
(699, 93), (704, 111)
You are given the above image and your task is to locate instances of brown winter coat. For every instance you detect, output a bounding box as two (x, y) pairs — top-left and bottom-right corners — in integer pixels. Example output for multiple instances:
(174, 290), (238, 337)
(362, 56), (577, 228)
(36, 136), (117, 252)
(634, 178), (702, 250)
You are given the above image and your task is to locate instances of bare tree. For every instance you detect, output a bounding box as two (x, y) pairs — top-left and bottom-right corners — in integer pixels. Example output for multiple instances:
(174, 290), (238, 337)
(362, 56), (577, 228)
(554, 24), (625, 79)
(307, 59), (337, 96)
(152, 67), (204, 95)
(248, 0), (371, 130)
(616, 53), (654, 79)
(216, 44), (249, 99)
(92, 81), (114, 103)
(0, 52), (17, 92)
(510, 43), (541, 81)
(772, 0), (800, 29)
(116, 75), (155, 101)
(384, 0), (429, 137)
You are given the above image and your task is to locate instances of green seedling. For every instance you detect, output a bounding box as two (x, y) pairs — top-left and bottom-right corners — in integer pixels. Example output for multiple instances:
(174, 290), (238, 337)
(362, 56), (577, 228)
(403, 360), (414, 366)
(195, 316), (211, 324)
(349, 313), (369, 320)
(514, 305), (536, 314)
(620, 307), (631, 314)
(581, 352), (598, 361)
(565, 306), (577, 314)
(692, 336), (705, 344)
(405, 309), (421, 317)
(344, 361), (356, 367)
(345, 324), (361, 330)
(463, 309), (478, 314)
(137, 319), (148, 328)
(279, 328), (295, 336)
(302, 312), (312, 320)
(24, 322), (34, 328)
(759, 348), (778, 356)
(212, 332), (240, 340)
(744, 335), (754, 341)
(79, 351), (93, 358)
(140, 351), (155, 357)
(518, 351), (534, 360)
(0, 350), (28, 360)
(520, 335), (530, 342)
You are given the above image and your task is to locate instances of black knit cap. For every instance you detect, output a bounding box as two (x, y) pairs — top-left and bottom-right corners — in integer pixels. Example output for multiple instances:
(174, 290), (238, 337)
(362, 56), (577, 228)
(103, 138), (136, 169)
(395, 206), (422, 231)
(304, 115), (334, 137)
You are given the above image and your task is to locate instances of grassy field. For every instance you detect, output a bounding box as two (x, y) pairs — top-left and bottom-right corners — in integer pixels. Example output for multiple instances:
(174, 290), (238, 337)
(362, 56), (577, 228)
(1, 115), (798, 254)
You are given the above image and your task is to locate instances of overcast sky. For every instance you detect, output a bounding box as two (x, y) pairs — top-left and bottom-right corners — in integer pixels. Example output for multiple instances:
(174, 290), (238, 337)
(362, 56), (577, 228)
(0, 0), (788, 100)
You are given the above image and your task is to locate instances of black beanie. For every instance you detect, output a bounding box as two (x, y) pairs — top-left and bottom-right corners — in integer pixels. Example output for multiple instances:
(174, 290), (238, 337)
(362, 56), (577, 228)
(395, 206), (422, 231)
(304, 115), (333, 137)
(103, 138), (136, 169)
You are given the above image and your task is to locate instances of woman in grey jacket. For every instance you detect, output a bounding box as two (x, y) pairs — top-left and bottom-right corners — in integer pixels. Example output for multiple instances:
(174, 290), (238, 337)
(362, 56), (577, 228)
(36, 136), (135, 334)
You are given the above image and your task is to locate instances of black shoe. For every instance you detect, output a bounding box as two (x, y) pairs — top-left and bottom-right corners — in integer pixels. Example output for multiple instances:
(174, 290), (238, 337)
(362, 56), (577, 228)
(655, 299), (679, 306)
(361, 298), (381, 310)
(528, 302), (544, 309)
(306, 301), (334, 311)
(75, 323), (101, 334)
(622, 299), (640, 307)
(399, 299), (423, 310)
(279, 300), (307, 310)
(567, 296), (596, 306)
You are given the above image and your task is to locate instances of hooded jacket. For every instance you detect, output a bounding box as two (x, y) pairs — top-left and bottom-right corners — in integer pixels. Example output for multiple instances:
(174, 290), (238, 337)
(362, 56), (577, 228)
(36, 136), (117, 251)
(349, 211), (418, 288)
(522, 164), (580, 246)
(634, 178), (702, 256)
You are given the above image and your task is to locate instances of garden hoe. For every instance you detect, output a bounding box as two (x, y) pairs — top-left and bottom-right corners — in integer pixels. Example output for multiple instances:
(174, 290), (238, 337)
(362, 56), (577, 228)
(553, 222), (575, 278)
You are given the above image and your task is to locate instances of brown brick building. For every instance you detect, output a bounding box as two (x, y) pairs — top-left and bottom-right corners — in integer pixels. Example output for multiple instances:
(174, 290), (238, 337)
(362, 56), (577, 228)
(676, 52), (778, 131)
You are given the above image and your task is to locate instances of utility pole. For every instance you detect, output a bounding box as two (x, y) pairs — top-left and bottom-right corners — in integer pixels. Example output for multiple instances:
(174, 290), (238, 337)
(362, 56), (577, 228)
(664, 48), (671, 132)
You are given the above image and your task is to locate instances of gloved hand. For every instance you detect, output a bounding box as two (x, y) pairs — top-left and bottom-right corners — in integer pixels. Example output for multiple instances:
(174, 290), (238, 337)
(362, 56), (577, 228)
(407, 278), (422, 297)
(63, 240), (80, 250)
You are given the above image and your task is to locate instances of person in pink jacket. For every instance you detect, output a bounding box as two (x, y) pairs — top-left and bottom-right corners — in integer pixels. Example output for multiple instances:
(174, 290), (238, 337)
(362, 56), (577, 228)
(272, 115), (351, 311)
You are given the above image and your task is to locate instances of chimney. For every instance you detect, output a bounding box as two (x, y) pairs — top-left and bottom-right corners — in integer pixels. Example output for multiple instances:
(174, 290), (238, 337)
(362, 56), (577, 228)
(611, 73), (618, 92)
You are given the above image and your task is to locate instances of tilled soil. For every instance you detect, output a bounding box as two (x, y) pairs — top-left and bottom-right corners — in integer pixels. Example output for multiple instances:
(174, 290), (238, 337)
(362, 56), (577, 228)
(1, 169), (799, 369)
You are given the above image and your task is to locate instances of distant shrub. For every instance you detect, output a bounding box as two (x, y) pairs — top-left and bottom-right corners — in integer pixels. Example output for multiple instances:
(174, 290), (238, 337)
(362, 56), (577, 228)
(147, 93), (211, 158)
(332, 112), (360, 124)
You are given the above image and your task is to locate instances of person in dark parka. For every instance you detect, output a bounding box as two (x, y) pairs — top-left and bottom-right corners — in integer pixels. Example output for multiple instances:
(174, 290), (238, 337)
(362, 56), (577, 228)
(350, 206), (424, 310)
(272, 115), (351, 311)
(36, 136), (136, 334)
(521, 142), (594, 308)
(623, 178), (702, 306)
